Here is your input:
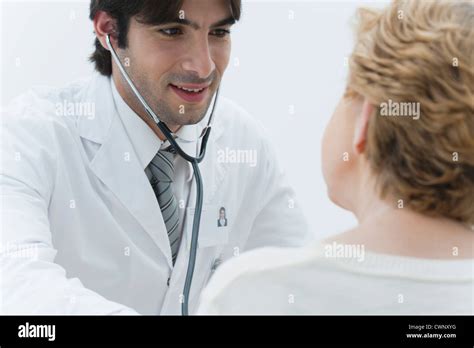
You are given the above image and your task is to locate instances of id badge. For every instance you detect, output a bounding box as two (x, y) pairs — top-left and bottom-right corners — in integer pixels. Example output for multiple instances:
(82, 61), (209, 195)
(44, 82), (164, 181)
(185, 205), (229, 249)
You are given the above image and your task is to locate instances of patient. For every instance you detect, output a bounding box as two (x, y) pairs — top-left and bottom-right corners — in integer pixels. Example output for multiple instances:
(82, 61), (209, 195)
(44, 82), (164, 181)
(197, 0), (473, 314)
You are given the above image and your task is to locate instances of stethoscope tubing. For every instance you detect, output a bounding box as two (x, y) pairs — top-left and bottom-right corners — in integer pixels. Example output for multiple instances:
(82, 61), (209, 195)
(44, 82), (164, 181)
(105, 33), (217, 315)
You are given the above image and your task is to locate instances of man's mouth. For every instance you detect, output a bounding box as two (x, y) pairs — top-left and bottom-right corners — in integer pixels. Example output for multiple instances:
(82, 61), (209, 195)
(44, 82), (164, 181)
(169, 83), (210, 104)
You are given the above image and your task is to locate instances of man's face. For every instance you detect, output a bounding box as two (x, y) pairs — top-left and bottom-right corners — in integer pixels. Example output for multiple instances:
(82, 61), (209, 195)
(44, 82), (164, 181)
(116, 0), (234, 129)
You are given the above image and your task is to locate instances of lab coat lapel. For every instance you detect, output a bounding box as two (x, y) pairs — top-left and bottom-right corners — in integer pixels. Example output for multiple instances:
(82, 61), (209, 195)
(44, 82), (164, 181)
(203, 135), (228, 204)
(178, 122), (227, 209)
(78, 75), (228, 273)
(173, 120), (227, 210)
(79, 76), (173, 268)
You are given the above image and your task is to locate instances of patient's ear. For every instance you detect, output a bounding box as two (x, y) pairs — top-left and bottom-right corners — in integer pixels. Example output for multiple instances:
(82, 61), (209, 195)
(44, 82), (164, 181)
(352, 99), (373, 155)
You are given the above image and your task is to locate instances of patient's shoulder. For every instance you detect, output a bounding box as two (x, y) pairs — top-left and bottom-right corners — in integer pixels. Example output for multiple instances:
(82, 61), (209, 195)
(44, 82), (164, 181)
(197, 243), (325, 313)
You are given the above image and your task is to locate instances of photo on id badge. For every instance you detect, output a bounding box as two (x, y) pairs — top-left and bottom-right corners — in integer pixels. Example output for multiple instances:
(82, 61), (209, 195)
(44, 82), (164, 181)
(217, 207), (228, 227)
(186, 205), (229, 248)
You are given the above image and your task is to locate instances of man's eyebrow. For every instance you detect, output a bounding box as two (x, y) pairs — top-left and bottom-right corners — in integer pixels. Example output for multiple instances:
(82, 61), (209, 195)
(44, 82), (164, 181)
(210, 16), (236, 28)
(158, 16), (236, 30)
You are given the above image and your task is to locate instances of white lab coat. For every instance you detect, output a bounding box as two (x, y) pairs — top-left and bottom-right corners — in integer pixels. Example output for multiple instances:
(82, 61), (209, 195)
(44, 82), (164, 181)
(0, 74), (311, 315)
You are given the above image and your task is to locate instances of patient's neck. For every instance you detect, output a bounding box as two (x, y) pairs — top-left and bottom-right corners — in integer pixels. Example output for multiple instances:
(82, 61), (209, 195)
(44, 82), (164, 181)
(332, 167), (473, 259)
(350, 165), (390, 224)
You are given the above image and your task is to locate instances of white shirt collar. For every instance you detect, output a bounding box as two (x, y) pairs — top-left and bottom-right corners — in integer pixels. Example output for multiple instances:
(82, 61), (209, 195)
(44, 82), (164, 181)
(110, 77), (201, 177)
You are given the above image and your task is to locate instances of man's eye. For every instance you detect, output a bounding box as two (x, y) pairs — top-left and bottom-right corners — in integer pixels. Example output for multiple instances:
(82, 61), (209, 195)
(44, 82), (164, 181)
(210, 29), (231, 38)
(159, 28), (183, 36)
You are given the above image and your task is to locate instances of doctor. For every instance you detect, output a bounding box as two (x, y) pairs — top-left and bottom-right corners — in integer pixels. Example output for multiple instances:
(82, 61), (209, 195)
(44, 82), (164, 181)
(0, 0), (310, 314)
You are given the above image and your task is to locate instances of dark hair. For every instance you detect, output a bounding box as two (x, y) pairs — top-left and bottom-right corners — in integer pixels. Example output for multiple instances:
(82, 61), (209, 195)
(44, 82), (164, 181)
(89, 0), (242, 76)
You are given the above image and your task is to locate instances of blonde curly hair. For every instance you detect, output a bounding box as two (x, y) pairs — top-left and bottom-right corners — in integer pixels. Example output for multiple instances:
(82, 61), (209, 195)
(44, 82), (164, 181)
(347, 0), (474, 225)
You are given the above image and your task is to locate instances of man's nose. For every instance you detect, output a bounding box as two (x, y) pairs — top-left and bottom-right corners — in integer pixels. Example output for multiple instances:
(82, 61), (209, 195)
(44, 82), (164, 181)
(181, 37), (216, 79)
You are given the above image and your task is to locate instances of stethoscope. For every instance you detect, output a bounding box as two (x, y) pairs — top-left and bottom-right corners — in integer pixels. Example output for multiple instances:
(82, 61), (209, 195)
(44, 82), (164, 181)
(106, 33), (219, 316)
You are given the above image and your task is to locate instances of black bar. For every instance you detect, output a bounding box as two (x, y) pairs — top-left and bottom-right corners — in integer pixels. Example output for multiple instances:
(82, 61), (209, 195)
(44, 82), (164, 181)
(0, 315), (472, 346)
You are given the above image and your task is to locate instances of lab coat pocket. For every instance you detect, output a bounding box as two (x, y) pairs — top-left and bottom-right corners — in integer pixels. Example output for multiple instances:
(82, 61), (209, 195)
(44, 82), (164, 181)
(185, 205), (229, 249)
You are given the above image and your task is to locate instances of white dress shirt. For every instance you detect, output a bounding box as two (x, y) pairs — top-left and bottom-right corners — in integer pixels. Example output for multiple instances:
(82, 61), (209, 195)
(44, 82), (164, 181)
(110, 79), (195, 248)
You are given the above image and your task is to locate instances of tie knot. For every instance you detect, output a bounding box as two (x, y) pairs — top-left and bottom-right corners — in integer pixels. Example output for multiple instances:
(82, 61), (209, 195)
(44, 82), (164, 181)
(148, 148), (176, 183)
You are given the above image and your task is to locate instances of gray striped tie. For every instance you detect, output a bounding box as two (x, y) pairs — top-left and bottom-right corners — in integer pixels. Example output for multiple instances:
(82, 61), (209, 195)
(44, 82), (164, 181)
(147, 147), (181, 265)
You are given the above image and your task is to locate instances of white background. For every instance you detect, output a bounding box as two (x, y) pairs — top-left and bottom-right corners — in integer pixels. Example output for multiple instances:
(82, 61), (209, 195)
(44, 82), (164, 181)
(0, 0), (390, 239)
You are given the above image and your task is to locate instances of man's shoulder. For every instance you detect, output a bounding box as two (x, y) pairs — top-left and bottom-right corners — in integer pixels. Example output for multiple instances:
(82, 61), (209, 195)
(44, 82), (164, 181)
(8, 75), (96, 114)
(2, 75), (102, 139)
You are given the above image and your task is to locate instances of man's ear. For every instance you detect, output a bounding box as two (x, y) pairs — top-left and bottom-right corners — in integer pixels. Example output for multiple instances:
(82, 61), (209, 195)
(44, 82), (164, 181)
(92, 10), (118, 51)
(352, 99), (373, 155)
